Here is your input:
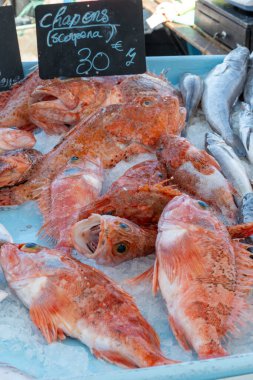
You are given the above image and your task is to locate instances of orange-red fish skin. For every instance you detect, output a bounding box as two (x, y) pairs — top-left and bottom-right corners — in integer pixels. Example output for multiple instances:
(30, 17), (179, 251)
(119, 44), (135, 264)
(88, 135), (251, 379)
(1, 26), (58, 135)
(0, 94), (184, 206)
(0, 149), (42, 188)
(155, 195), (253, 359)
(109, 160), (167, 192)
(78, 182), (181, 227)
(28, 72), (182, 135)
(0, 243), (178, 368)
(0, 128), (35, 152)
(38, 156), (103, 247)
(29, 77), (118, 135)
(157, 135), (237, 224)
(0, 68), (43, 129)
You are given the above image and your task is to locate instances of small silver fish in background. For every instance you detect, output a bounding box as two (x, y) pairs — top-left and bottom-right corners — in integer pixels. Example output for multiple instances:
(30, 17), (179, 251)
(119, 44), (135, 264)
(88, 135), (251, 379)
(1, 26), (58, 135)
(244, 51), (253, 110)
(180, 73), (203, 126)
(202, 46), (250, 157)
(237, 102), (253, 164)
(0, 364), (35, 380)
(238, 193), (253, 252)
(206, 132), (252, 205)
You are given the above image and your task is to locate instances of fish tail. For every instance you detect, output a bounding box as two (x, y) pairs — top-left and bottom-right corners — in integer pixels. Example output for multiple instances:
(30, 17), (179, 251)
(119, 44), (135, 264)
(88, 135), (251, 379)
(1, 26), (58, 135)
(92, 349), (179, 368)
(198, 344), (228, 359)
(145, 352), (179, 366)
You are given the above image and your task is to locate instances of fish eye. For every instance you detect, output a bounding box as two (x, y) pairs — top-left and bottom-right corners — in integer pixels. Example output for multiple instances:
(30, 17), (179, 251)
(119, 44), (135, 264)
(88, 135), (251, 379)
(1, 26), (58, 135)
(21, 243), (41, 252)
(119, 223), (129, 229)
(197, 200), (209, 209)
(116, 243), (128, 254)
(141, 98), (154, 107)
(70, 156), (79, 162)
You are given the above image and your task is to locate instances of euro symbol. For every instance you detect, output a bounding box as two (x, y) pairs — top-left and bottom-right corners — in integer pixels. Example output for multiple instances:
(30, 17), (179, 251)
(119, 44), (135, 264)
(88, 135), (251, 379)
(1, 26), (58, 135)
(111, 41), (123, 52)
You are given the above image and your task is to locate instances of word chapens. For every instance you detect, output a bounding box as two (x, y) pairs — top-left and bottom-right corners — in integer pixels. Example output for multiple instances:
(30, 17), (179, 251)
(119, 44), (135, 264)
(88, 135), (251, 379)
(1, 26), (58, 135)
(39, 6), (119, 47)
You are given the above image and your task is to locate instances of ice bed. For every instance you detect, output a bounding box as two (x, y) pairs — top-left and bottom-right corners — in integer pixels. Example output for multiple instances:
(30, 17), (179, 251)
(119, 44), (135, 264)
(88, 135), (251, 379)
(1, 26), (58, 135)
(1, 56), (253, 380)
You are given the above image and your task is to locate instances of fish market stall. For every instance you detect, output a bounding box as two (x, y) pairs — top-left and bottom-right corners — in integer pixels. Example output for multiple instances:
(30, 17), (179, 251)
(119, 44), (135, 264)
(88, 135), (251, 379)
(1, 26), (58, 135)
(0, 52), (253, 380)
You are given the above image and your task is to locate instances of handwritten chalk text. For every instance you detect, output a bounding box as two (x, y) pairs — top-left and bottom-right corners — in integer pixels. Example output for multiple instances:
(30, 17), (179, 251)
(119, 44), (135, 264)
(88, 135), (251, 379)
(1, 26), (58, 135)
(40, 6), (109, 29)
(76, 48), (110, 74)
(0, 73), (21, 89)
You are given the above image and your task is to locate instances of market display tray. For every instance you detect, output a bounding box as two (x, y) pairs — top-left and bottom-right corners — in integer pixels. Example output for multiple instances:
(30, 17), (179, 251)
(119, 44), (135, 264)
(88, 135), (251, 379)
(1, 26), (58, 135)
(1, 55), (253, 380)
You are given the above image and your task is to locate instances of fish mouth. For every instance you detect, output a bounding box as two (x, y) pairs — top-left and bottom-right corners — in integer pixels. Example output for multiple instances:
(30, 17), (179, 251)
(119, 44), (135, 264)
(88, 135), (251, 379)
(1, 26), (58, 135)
(71, 214), (102, 257)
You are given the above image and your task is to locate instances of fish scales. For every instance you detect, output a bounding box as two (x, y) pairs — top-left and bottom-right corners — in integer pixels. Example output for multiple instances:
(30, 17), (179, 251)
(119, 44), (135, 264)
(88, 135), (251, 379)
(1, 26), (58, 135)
(0, 96), (185, 206)
(154, 195), (253, 359)
(202, 46), (249, 156)
(206, 132), (252, 206)
(0, 243), (177, 368)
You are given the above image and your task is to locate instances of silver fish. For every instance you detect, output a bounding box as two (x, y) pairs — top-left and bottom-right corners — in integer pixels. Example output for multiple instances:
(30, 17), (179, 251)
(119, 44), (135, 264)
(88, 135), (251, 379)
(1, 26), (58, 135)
(244, 51), (253, 110)
(238, 193), (253, 252)
(206, 132), (252, 205)
(202, 46), (249, 157)
(237, 102), (253, 164)
(180, 73), (203, 125)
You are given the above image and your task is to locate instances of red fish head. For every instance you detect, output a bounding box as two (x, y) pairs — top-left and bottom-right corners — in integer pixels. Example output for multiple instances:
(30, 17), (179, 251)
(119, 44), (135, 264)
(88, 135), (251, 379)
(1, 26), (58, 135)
(71, 214), (155, 266)
(104, 94), (185, 147)
(0, 149), (42, 188)
(160, 194), (218, 230)
(0, 242), (44, 283)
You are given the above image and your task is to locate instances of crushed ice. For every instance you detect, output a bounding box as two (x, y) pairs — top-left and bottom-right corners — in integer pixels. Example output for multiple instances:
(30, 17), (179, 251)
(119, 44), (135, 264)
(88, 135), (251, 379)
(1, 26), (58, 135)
(0, 98), (253, 379)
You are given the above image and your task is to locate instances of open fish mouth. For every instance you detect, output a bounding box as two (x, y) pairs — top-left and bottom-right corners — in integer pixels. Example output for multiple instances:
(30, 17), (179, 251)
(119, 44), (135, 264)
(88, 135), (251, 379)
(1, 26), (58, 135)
(71, 214), (102, 257)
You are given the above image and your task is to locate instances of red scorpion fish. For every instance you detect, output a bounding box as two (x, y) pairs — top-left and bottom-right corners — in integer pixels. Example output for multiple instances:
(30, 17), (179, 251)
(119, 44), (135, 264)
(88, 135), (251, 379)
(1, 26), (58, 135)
(0, 243), (178, 368)
(0, 128), (35, 152)
(72, 214), (157, 266)
(0, 149), (42, 188)
(71, 160), (167, 264)
(29, 76), (120, 135)
(154, 195), (253, 359)
(0, 94), (185, 206)
(29, 72), (182, 135)
(0, 68), (43, 130)
(157, 135), (237, 224)
(39, 155), (103, 248)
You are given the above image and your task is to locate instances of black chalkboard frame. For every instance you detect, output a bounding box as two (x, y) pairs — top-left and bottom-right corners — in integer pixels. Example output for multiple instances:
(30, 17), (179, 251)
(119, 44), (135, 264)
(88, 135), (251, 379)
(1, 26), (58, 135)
(0, 6), (24, 92)
(35, 0), (146, 79)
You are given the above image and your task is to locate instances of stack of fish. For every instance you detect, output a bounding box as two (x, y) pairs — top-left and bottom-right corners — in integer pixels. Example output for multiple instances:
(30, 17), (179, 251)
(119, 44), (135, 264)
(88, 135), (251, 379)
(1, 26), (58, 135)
(1, 47), (253, 372)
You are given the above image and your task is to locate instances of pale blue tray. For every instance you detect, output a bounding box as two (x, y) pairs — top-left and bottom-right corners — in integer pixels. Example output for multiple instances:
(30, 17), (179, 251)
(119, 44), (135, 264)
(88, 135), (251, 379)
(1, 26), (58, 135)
(225, 0), (253, 11)
(1, 56), (253, 380)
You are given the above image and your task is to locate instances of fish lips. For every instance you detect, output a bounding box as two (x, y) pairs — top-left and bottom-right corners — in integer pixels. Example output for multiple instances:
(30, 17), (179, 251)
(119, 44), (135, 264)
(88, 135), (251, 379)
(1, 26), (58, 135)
(71, 214), (108, 264)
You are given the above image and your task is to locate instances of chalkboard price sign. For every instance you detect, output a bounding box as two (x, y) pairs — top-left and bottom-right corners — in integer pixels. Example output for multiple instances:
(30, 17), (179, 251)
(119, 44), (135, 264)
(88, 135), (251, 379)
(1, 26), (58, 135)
(0, 6), (24, 92)
(35, 0), (146, 79)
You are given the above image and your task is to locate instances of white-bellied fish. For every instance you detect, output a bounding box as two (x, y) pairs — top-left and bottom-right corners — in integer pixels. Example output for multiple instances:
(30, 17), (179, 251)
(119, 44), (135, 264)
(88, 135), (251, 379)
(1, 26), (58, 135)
(202, 46), (249, 157)
(0, 243), (178, 368)
(180, 73), (203, 126)
(154, 195), (253, 358)
(236, 102), (253, 164)
(244, 51), (253, 110)
(238, 193), (253, 252)
(206, 132), (252, 205)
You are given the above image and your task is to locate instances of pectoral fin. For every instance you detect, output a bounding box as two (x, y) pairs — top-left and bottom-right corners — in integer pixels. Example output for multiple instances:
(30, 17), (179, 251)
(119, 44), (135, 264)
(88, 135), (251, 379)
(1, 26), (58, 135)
(30, 282), (76, 343)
